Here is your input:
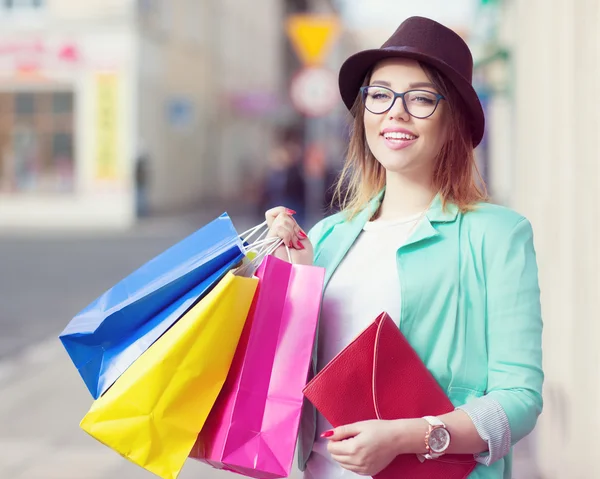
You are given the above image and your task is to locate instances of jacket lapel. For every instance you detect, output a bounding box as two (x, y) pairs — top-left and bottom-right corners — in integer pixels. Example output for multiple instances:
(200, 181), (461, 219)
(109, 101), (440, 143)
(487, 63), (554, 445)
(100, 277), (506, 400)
(314, 192), (383, 289)
(399, 194), (460, 250)
(314, 192), (461, 282)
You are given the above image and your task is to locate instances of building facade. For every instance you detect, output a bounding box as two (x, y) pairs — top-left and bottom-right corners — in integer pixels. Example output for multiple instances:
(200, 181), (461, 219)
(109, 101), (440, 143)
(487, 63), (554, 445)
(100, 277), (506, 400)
(0, 0), (289, 229)
(0, 0), (138, 229)
(486, 1), (600, 476)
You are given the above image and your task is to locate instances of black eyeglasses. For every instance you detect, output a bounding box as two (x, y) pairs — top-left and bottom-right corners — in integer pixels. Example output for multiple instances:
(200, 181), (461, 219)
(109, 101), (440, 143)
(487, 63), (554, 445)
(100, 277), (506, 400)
(360, 86), (445, 118)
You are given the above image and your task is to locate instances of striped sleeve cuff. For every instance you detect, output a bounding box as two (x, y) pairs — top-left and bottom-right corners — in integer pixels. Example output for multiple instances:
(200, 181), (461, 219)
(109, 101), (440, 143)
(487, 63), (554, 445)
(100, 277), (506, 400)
(456, 396), (511, 466)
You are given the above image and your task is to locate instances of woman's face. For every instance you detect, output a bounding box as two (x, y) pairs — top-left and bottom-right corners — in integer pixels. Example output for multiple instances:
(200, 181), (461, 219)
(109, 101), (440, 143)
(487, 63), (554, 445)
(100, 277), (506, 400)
(363, 58), (448, 178)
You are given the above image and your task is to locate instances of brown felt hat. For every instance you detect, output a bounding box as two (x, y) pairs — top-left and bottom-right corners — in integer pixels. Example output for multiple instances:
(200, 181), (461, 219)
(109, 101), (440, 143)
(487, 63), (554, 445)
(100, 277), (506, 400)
(339, 16), (485, 147)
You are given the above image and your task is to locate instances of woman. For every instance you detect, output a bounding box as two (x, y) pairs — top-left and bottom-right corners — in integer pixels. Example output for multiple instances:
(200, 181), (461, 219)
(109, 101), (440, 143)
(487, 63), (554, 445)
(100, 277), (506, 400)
(266, 16), (543, 479)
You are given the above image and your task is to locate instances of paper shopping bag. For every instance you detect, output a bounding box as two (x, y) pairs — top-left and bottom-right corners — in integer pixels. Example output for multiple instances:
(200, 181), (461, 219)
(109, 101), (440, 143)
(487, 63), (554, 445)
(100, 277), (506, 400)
(80, 270), (258, 479)
(192, 254), (325, 478)
(60, 213), (245, 398)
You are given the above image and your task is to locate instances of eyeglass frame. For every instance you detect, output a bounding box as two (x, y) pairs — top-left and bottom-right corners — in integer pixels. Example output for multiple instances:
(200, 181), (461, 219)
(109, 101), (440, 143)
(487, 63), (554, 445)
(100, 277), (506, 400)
(359, 85), (446, 119)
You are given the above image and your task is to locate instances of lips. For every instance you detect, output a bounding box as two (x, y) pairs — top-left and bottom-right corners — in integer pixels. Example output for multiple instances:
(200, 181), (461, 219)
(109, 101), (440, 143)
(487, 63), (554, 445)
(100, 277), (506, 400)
(380, 128), (418, 141)
(380, 128), (418, 150)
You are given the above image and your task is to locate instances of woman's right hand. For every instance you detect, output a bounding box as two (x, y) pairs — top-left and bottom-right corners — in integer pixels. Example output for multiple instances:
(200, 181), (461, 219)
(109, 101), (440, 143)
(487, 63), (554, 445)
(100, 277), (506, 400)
(265, 207), (313, 265)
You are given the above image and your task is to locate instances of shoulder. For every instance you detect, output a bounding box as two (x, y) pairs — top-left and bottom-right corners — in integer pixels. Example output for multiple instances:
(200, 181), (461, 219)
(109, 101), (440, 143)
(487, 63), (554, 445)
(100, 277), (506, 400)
(462, 202), (537, 266)
(462, 201), (533, 238)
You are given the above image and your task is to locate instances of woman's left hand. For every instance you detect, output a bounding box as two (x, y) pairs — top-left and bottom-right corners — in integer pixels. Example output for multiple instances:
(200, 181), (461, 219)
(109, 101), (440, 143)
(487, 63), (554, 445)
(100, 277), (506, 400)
(325, 420), (404, 476)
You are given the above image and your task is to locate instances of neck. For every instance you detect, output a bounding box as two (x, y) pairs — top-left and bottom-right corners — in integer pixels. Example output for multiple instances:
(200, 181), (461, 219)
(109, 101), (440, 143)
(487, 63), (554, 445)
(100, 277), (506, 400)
(376, 170), (437, 221)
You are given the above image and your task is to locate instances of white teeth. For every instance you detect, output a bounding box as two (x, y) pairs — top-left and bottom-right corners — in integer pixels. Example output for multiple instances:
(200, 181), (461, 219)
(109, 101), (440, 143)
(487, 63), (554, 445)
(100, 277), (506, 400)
(383, 132), (417, 140)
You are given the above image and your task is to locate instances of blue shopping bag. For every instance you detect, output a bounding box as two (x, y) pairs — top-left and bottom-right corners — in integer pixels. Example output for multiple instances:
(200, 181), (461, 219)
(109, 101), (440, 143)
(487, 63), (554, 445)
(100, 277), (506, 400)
(59, 213), (246, 399)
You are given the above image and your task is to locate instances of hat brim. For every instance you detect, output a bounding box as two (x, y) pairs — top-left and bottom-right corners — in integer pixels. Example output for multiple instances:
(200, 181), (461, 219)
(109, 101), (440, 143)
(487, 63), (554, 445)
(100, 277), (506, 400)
(339, 46), (485, 147)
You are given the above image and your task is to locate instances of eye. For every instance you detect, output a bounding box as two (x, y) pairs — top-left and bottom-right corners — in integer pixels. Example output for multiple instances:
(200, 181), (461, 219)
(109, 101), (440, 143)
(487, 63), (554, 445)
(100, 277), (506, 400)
(367, 88), (392, 100)
(407, 91), (437, 104)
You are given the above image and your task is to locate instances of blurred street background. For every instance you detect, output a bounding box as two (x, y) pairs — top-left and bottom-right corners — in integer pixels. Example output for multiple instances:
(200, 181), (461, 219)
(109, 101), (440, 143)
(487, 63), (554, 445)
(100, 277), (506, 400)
(0, 0), (598, 478)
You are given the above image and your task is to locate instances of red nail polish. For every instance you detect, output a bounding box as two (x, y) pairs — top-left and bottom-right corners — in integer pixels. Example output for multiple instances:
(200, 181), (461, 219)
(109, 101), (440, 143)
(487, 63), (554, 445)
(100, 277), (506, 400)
(297, 241), (305, 250)
(298, 230), (307, 239)
(286, 209), (296, 215)
(320, 430), (334, 438)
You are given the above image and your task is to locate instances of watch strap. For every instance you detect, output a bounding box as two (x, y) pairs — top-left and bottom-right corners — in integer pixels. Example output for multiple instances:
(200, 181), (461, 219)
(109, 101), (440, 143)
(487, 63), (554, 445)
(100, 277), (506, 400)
(423, 415), (446, 427)
(422, 416), (448, 460)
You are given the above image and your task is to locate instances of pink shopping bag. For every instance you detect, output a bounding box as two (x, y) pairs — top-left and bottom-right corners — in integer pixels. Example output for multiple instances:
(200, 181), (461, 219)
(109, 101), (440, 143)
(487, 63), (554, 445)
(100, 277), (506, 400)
(191, 254), (325, 478)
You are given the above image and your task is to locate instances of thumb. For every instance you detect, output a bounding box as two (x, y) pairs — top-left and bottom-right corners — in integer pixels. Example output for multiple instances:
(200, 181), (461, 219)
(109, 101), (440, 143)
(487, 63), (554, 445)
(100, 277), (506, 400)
(321, 423), (361, 441)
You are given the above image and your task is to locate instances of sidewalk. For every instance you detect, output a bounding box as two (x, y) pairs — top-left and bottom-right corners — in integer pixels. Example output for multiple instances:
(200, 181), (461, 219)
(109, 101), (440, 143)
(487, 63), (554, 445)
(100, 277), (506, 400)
(0, 337), (302, 479)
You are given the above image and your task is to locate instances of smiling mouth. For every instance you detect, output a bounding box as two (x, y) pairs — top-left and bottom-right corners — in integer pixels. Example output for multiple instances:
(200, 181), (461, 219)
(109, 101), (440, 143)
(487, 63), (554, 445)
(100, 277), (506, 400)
(381, 132), (419, 141)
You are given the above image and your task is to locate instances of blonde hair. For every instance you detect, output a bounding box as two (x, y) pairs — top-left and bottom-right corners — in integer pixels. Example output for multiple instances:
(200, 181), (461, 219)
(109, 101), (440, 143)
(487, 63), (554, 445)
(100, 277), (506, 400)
(333, 62), (488, 218)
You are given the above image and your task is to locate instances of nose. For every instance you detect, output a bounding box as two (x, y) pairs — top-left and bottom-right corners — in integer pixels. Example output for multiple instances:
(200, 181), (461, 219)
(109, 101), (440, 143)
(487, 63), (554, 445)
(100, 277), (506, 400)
(388, 94), (410, 121)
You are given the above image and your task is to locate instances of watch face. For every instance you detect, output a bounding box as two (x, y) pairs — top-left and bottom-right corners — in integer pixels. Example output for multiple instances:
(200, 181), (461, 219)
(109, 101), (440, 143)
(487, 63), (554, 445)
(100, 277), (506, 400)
(429, 427), (450, 453)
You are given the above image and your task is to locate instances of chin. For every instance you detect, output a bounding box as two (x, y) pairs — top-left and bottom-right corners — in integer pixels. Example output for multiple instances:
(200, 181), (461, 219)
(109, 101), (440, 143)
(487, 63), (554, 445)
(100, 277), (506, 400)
(375, 154), (417, 174)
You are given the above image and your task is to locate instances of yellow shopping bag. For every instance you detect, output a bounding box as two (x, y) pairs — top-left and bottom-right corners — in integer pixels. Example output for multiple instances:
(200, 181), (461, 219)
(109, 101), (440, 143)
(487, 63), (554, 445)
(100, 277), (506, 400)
(80, 270), (258, 479)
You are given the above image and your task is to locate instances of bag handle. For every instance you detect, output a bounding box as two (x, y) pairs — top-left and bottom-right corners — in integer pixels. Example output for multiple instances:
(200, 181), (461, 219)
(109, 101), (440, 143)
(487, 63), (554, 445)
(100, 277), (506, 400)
(236, 238), (280, 277)
(235, 237), (294, 277)
(238, 220), (268, 244)
(238, 220), (272, 255)
(245, 236), (279, 253)
(238, 221), (295, 262)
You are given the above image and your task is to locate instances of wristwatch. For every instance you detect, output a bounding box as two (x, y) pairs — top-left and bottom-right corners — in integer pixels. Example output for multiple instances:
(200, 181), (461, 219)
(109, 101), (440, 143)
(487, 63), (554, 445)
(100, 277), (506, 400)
(422, 416), (451, 459)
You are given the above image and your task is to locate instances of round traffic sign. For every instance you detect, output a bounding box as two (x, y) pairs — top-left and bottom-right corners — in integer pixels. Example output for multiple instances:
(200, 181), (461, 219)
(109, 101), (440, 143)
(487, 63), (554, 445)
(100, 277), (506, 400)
(290, 67), (338, 117)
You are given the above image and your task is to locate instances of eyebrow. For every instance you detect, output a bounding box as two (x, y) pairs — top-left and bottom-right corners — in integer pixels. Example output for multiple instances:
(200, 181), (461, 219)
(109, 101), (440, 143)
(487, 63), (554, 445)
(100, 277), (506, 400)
(370, 80), (392, 87)
(369, 80), (437, 89)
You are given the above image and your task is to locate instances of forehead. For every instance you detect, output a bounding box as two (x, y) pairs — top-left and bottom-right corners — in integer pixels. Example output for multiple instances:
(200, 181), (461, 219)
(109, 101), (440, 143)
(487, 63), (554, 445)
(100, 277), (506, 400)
(369, 58), (432, 89)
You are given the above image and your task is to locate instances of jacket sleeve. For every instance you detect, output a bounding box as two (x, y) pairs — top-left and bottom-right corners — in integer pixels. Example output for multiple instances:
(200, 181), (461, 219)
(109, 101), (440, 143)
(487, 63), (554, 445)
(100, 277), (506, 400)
(481, 217), (544, 445)
(457, 396), (511, 465)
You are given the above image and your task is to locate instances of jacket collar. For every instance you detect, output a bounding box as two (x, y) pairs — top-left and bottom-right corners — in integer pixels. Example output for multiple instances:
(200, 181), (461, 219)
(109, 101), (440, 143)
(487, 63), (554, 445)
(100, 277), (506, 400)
(426, 193), (459, 223)
(315, 189), (459, 288)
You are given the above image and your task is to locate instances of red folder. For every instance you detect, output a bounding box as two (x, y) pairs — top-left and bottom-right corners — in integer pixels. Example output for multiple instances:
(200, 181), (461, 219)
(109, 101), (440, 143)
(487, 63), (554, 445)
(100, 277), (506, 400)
(302, 312), (477, 479)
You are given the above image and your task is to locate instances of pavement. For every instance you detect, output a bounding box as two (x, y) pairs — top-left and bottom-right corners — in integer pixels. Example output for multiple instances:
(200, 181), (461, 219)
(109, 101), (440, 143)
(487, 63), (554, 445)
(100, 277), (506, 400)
(0, 205), (540, 479)
(0, 335), (303, 479)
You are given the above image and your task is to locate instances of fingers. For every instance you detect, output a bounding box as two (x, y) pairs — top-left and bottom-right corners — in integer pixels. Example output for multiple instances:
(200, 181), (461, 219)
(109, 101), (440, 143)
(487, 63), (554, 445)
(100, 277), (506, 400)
(265, 206), (296, 228)
(273, 222), (303, 249)
(265, 210), (305, 249)
(326, 431), (361, 456)
(264, 205), (307, 236)
(294, 223), (308, 240)
(327, 440), (354, 457)
(322, 423), (361, 441)
(328, 440), (364, 474)
(329, 455), (362, 473)
(270, 223), (294, 248)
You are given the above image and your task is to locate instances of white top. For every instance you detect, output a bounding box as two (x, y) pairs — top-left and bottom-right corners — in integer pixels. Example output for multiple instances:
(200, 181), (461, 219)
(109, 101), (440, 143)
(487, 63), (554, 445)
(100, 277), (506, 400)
(304, 212), (423, 479)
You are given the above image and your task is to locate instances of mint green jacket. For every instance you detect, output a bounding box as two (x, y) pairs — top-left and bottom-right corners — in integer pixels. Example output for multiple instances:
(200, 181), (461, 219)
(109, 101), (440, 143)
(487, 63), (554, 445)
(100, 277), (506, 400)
(298, 192), (544, 479)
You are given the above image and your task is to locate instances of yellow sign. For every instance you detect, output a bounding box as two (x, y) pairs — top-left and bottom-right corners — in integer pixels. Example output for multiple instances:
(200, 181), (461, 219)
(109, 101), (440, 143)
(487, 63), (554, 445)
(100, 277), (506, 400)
(286, 14), (341, 66)
(95, 73), (119, 180)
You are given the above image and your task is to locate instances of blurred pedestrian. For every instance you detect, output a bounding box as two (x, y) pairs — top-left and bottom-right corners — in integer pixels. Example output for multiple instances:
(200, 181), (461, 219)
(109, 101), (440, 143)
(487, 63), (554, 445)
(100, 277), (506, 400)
(259, 130), (306, 225)
(264, 16), (543, 479)
(135, 141), (150, 218)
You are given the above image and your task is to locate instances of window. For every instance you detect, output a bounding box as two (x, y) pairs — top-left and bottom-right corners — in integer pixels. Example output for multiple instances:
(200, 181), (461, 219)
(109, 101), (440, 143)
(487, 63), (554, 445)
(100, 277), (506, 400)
(3, 0), (44, 8)
(0, 90), (75, 194)
(52, 92), (73, 114)
(15, 93), (35, 115)
(0, 0), (45, 17)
